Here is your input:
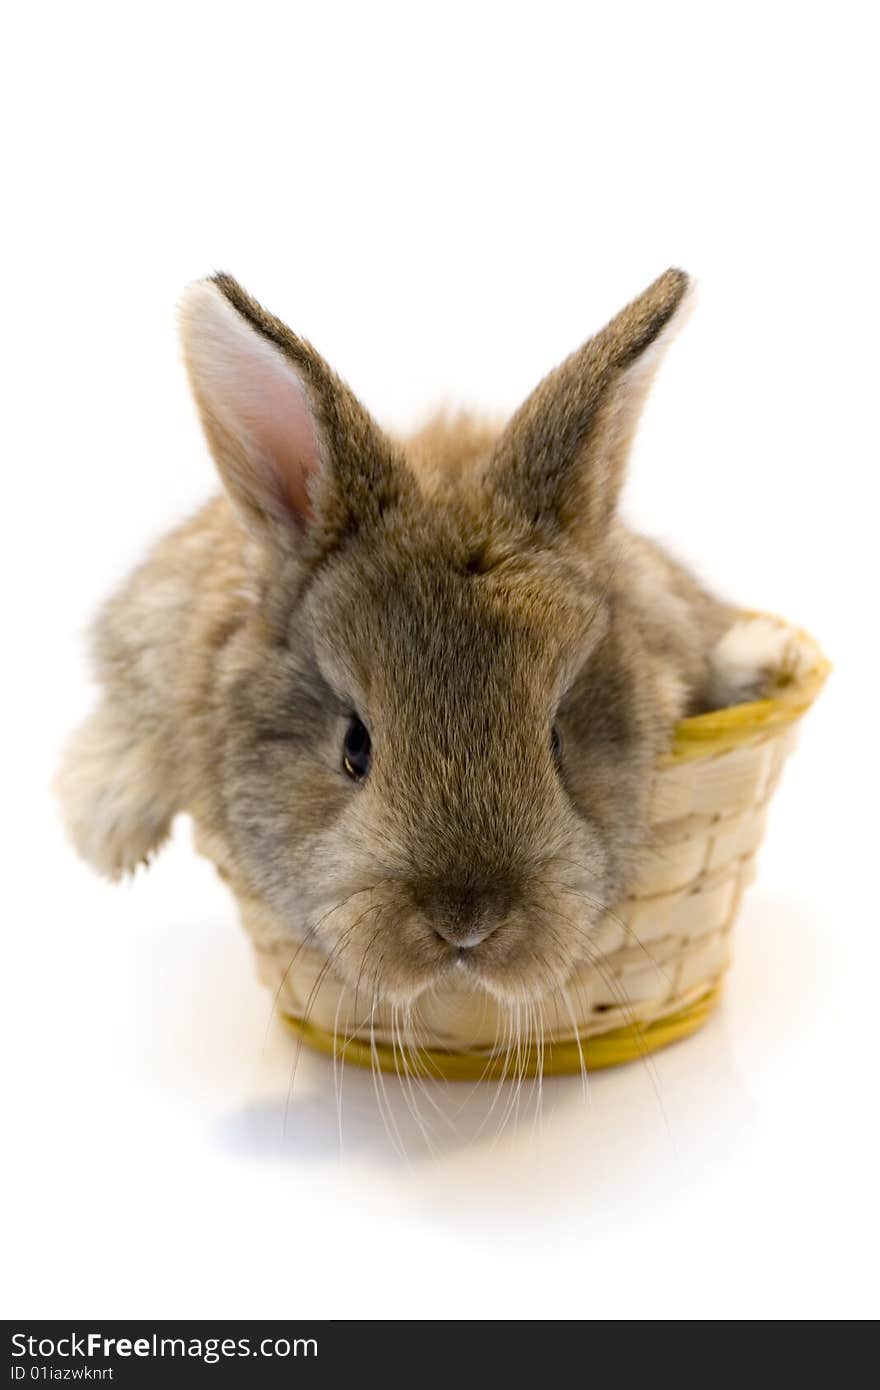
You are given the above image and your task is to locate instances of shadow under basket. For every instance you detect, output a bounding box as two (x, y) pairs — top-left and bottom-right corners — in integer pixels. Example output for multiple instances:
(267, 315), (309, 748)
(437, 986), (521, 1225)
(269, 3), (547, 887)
(200, 613), (829, 1080)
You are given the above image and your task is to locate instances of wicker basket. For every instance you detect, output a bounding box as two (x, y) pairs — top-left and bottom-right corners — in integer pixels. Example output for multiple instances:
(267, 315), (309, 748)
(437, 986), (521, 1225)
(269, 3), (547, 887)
(200, 614), (829, 1078)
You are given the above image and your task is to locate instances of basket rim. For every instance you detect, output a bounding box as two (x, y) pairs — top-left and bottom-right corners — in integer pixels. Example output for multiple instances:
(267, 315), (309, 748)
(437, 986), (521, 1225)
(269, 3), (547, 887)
(668, 613), (830, 763)
(282, 985), (721, 1079)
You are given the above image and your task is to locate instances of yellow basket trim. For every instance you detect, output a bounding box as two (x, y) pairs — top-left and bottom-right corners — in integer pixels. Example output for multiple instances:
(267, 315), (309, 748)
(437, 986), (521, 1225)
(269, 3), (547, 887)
(282, 985), (721, 1080)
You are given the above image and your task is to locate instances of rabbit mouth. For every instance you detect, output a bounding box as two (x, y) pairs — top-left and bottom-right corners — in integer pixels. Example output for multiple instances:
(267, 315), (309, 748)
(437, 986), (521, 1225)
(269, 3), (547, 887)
(367, 922), (593, 1010)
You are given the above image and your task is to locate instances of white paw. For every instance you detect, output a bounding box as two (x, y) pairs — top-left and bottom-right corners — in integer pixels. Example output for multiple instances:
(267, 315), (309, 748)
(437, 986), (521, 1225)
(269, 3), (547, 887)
(55, 710), (176, 880)
(710, 615), (801, 707)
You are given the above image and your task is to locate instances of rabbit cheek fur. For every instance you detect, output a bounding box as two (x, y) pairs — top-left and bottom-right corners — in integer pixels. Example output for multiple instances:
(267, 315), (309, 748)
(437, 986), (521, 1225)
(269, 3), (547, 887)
(58, 268), (741, 1009)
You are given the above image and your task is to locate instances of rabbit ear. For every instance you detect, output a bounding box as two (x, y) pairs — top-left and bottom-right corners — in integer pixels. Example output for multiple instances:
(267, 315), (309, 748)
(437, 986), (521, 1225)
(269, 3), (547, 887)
(487, 269), (691, 546)
(179, 274), (407, 549)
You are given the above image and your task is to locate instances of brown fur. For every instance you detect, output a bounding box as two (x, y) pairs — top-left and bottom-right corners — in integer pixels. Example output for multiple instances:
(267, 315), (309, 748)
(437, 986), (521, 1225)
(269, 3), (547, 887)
(57, 269), (739, 1007)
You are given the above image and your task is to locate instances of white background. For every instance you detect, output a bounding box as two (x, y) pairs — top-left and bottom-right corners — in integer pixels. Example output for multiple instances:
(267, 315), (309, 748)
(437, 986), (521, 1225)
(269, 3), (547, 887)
(3, 2), (878, 1320)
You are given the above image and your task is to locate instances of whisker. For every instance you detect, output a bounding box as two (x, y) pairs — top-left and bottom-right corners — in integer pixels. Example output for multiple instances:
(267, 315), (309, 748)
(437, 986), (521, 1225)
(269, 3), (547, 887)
(332, 987), (347, 1159)
(533, 870), (671, 986)
(400, 1003), (456, 1133)
(262, 879), (393, 1051)
(493, 997), (528, 1145)
(393, 1003), (438, 1155)
(535, 904), (674, 1140)
(282, 923), (363, 1142)
(450, 993), (506, 1120)
(472, 1003), (516, 1142)
(369, 974), (410, 1163)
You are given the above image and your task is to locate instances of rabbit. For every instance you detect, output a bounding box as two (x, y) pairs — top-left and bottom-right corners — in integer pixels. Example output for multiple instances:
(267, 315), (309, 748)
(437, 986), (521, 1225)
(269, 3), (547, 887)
(57, 268), (771, 1007)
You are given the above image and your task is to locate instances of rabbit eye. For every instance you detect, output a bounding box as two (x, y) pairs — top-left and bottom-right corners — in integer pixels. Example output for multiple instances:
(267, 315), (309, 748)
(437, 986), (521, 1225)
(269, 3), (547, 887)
(551, 723), (563, 764)
(342, 716), (371, 781)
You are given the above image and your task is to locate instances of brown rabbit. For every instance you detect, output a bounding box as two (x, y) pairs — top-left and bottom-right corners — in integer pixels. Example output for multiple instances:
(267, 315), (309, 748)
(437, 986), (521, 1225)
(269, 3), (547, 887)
(57, 269), (768, 1006)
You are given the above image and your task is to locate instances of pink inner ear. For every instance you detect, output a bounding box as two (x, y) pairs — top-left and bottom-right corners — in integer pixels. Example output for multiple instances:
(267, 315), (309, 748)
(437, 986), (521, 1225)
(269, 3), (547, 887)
(238, 353), (320, 525)
(183, 281), (326, 532)
(244, 361), (319, 524)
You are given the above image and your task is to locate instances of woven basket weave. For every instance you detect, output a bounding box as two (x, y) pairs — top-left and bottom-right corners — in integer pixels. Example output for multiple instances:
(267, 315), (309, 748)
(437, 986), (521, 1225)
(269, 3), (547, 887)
(200, 614), (828, 1077)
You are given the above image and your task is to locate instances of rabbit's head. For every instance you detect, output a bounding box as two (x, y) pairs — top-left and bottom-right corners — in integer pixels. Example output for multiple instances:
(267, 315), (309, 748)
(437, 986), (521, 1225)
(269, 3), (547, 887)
(180, 270), (690, 1005)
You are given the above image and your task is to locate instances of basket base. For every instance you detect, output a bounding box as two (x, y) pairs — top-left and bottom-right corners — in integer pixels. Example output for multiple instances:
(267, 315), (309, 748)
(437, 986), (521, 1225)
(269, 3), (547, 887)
(282, 984), (720, 1080)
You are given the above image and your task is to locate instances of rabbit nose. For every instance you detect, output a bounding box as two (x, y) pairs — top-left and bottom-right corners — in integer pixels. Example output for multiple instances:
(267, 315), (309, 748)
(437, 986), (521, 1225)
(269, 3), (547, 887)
(428, 885), (501, 949)
(433, 920), (496, 949)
